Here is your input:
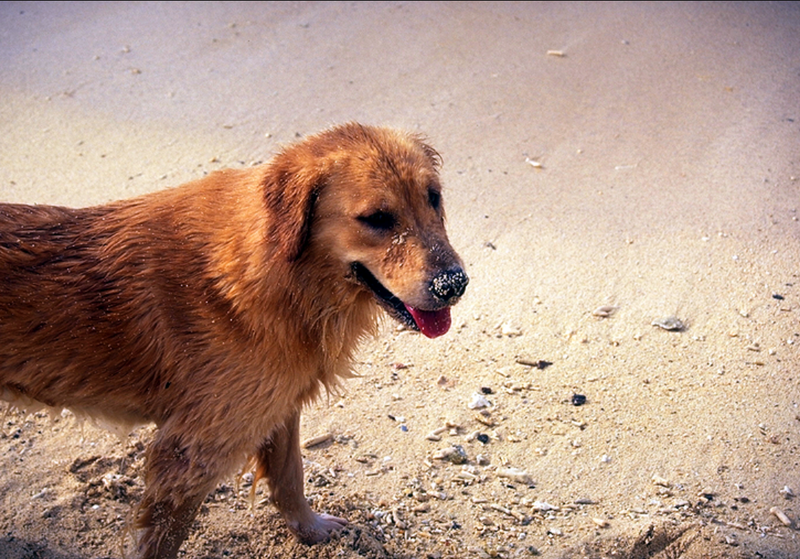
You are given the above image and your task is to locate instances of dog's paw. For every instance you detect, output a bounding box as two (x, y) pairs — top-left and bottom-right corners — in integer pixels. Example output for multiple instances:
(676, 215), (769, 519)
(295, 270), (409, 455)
(291, 512), (348, 544)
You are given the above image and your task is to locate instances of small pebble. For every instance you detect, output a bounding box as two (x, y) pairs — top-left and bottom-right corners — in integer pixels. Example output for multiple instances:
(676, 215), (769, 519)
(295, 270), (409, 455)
(780, 486), (795, 499)
(433, 445), (468, 465)
(698, 488), (716, 500)
(571, 393), (587, 406)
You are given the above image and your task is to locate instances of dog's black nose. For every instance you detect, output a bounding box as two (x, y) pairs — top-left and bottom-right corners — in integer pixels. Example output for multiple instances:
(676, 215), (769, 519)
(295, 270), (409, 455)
(430, 268), (469, 304)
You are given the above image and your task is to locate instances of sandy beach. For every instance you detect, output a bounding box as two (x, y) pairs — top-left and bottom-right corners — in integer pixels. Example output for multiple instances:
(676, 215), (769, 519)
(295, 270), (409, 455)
(1, 2), (799, 558)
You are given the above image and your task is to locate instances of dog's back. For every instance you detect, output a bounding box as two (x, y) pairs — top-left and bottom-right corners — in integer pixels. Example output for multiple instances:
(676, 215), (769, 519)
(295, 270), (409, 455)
(0, 165), (339, 430)
(1, 202), (162, 425)
(0, 188), (243, 429)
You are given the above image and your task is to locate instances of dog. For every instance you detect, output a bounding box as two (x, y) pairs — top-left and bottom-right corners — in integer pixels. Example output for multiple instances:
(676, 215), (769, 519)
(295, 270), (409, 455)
(0, 123), (468, 558)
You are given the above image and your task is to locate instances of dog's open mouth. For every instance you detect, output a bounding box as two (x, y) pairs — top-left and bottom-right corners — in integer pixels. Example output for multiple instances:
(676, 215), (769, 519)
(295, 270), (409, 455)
(351, 262), (451, 338)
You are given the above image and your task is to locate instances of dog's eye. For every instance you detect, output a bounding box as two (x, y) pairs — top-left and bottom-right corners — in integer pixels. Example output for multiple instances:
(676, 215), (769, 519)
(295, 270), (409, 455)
(358, 211), (396, 231)
(428, 188), (441, 210)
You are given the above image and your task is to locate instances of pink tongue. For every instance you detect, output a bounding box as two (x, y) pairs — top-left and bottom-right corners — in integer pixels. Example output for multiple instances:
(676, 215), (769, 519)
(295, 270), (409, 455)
(405, 305), (451, 338)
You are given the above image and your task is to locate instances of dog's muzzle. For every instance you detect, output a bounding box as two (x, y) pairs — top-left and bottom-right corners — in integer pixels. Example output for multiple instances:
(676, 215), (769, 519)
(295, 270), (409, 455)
(429, 268), (469, 306)
(351, 261), (468, 338)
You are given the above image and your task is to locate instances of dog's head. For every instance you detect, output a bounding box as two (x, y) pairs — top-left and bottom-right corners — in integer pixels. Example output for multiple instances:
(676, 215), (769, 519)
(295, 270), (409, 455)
(263, 123), (468, 338)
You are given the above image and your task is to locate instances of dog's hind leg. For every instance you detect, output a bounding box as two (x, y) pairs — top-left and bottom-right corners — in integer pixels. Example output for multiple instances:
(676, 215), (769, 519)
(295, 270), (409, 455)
(133, 430), (222, 559)
(256, 410), (348, 544)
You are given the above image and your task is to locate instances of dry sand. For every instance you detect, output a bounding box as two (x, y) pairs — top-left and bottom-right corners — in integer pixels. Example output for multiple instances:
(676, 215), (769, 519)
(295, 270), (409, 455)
(1, 2), (799, 558)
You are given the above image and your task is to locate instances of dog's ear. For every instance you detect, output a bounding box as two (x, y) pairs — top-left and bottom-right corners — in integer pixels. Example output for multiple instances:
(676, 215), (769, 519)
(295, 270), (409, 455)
(262, 149), (324, 262)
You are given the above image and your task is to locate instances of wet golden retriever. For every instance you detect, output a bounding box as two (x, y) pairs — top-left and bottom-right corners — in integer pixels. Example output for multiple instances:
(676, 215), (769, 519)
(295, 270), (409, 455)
(0, 123), (467, 558)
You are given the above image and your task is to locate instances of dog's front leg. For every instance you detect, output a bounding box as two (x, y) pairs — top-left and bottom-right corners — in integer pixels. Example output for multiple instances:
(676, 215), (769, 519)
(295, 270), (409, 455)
(257, 410), (348, 544)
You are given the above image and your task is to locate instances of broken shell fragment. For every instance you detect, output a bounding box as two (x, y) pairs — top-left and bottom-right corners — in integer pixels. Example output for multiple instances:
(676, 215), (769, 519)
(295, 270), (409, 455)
(491, 503), (525, 521)
(524, 156), (543, 169)
(500, 323), (522, 337)
(468, 393), (491, 410)
(652, 475), (671, 488)
(453, 469), (479, 484)
(515, 358), (553, 369)
(651, 316), (685, 331)
(302, 433), (333, 448)
(592, 306), (617, 318)
(496, 467), (535, 486)
(547, 527), (563, 536)
(770, 506), (793, 527)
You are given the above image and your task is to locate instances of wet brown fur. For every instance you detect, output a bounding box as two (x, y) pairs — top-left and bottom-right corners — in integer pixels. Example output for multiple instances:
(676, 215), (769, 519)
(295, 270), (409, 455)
(0, 123), (465, 558)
